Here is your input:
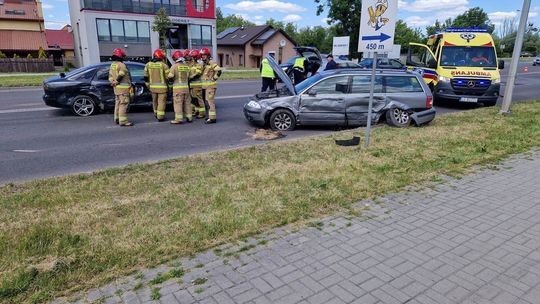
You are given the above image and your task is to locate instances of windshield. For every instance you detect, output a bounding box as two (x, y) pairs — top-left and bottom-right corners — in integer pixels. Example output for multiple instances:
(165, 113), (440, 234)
(440, 46), (497, 68)
(295, 74), (322, 93)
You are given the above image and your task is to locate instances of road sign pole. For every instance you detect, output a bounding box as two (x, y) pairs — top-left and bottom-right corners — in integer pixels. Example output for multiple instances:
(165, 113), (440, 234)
(500, 0), (531, 114)
(364, 51), (377, 148)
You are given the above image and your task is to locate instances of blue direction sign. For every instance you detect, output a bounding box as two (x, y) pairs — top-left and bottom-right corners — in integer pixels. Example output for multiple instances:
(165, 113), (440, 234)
(361, 33), (392, 42)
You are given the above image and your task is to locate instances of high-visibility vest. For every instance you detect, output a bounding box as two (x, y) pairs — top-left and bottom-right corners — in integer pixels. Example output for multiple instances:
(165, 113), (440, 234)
(260, 59), (274, 78)
(109, 61), (131, 95)
(144, 61), (169, 93)
(168, 63), (191, 92)
(293, 57), (305, 72)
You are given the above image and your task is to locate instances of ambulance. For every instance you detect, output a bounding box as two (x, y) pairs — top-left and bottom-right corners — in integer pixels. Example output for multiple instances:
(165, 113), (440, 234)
(406, 28), (504, 106)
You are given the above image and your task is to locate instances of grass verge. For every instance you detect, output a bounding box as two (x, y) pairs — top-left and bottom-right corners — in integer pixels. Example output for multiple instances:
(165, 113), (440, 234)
(220, 70), (259, 80)
(0, 75), (53, 87)
(1, 101), (539, 303)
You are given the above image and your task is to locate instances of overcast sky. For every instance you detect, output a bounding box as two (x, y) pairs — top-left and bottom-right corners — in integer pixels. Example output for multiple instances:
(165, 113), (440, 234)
(43, 0), (540, 33)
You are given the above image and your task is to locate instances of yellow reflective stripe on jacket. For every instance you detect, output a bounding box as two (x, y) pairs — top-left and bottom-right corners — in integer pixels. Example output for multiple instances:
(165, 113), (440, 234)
(150, 84), (168, 89)
(173, 84), (189, 89)
(116, 84), (130, 89)
(202, 81), (217, 87)
(148, 62), (165, 84)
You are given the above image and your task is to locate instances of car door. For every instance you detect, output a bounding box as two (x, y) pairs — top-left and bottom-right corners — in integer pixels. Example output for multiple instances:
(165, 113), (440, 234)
(91, 66), (115, 108)
(345, 75), (385, 126)
(406, 43), (438, 86)
(126, 63), (153, 107)
(298, 75), (349, 126)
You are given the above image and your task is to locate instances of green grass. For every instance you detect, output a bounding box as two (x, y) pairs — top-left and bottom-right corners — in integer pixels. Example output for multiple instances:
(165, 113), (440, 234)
(0, 102), (539, 303)
(220, 71), (259, 80)
(0, 75), (53, 87)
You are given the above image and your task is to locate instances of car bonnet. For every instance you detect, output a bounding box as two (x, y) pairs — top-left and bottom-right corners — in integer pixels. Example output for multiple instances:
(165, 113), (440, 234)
(267, 55), (296, 95)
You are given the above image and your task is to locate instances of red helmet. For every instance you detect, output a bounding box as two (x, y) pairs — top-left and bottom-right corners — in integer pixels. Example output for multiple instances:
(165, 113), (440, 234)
(172, 50), (183, 61)
(153, 49), (165, 60)
(112, 48), (126, 58)
(189, 49), (200, 60)
(200, 47), (211, 57)
(182, 49), (191, 58)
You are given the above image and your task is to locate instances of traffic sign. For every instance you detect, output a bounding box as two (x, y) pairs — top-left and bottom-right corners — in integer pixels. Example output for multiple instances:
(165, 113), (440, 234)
(358, 0), (398, 53)
(332, 36), (350, 56)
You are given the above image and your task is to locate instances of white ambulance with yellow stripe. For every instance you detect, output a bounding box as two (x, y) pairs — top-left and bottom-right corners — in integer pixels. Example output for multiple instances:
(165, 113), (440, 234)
(406, 28), (504, 106)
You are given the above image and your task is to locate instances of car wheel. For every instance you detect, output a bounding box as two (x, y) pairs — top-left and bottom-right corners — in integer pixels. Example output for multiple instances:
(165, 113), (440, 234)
(72, 95), (97, 117)
(269, 109), (296, 131)
(386, 108), (411, 128)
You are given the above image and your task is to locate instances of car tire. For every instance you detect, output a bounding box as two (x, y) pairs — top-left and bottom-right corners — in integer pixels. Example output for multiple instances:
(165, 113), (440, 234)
(71, 95), (98, 117)
(386, 108), (411, 128)
(269, 109), (296, 131)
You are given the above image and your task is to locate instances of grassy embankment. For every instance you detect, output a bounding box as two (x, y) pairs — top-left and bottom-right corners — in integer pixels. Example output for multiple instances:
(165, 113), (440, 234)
(0, 101), (539, 303)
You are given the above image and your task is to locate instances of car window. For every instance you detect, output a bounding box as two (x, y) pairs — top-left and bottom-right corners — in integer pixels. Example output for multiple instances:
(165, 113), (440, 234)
(68, 68), (96, 81)
(390, 60), (403, 69)
(126, 64), (145, 81)
(350, 76), (383, 94)
(384, 76), (424, 93)
(95, 68), (109, 81)
(309, 76), (349, 95)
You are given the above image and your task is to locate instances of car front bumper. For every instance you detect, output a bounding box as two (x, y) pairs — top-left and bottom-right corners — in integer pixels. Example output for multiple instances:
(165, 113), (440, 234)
(243, 105), (268, 127)
(411, 108), (436, 125)
(434, 82), (500, 104)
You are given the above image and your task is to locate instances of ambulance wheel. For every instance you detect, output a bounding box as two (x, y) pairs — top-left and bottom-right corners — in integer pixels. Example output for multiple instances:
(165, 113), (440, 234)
(386, 108), (411, 128)
(269, 109), (296, 131)
(72, 95), (97, 117)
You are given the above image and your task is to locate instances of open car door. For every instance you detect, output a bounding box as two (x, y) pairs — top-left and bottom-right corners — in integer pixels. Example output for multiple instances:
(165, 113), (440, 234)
(407, 43), (438, 88)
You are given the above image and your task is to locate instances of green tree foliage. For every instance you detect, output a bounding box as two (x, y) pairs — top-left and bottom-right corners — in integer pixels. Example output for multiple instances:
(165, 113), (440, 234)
(314, 0), (362, 58)
(26, 54), (33, 59)
(216, 7), (255, 34)
(295, 26), (333, 53)
(426, 19), (452, 36)
(452, 7), (495, 33)
(152, 7), (172, 49)
(394, 20), (423, 48)
(0, 51), (7, 59)
(13, 54), (20, 59)
(265, 19), (298, 42)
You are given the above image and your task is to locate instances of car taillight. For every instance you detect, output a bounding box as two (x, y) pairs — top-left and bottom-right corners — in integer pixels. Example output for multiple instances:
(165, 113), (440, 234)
(426, 95), (433, 108)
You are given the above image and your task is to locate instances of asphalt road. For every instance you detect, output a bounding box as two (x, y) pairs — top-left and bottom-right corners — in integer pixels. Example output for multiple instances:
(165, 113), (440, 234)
(1, 62), (539, 184)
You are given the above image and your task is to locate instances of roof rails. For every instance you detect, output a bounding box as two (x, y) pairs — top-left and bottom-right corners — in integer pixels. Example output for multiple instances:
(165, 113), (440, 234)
(443, 27), (489, 33)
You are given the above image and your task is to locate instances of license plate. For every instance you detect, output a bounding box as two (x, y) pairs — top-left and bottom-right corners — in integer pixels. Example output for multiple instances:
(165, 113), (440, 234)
(460, 97), (478, 103)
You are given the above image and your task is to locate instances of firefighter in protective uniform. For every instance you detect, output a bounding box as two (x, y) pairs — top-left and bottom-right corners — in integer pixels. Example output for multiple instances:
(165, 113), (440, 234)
(109, 48), (133, 127)
(144, 49), (170, 121)
(200, 47), (221, 124)
(188, 49), (205, 119)
(167, 50), (193, 124)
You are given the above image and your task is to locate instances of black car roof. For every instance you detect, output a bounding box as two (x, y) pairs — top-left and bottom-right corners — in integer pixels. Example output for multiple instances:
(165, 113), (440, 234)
(87, 61), (146, 68)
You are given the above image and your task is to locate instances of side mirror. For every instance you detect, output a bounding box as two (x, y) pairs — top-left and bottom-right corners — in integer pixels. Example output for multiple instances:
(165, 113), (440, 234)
(308, 90), (317, 97)
(59, 72), (66, 78)
(498, 59), (505, 70)
(427, 59), (437, 69)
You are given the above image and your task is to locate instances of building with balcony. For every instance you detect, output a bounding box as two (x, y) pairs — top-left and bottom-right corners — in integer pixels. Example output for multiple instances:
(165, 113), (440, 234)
(69, 0), (216, 66)
(0, 0), (48, 57)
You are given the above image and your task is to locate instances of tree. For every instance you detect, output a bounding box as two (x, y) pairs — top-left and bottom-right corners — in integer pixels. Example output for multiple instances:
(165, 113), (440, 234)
(26, 53), (33, 59)
(394, 20), (423, 48)
(216, 7), (255, 34)
(0, 51), (7, 58)
(314, 0), (362, 58)
(426, 18), (452, 36)
(265, 19), (297, 42)
(451, 7), (495, 33)
(152, 7), (172, 49)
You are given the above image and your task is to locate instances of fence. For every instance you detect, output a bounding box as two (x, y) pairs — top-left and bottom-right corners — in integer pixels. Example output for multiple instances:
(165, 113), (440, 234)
(0, 58), (55, 73)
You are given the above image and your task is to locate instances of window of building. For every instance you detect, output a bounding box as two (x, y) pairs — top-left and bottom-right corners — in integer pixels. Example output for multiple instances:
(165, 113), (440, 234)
(5, 9), (25, 15)
(239, 54), (243, 66)
(190, 24), (212, 49)
(96, 19), (150, 43)
(225, 54), (229, 65)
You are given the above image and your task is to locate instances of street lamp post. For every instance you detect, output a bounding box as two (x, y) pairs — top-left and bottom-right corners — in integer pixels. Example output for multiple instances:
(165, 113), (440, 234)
(500, 0), (532, 114)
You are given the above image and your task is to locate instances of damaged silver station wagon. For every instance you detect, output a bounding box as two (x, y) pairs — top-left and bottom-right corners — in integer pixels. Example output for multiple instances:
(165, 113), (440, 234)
(244, 56), (436, 131)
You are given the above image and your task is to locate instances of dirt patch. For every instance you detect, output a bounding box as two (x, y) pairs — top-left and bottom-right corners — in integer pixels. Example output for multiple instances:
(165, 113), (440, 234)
(249, 129), (286, 140)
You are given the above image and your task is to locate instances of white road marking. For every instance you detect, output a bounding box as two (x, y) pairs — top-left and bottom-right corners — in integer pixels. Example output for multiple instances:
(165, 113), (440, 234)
(0, 107), (55, 114)
(13, 150), (40, 153)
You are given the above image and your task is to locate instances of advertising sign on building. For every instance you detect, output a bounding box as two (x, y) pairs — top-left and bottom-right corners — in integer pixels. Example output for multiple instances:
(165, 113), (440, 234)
(332, 36), (350, 56)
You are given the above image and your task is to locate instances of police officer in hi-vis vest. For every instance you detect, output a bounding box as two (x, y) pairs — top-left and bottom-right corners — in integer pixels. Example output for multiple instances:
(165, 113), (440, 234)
(167, 50), (193, 124)
(200, 47), (221, 124)
(108, 48), (133, 127)
(260, 52), (276, 92)
(292, 50), (307, 85)
(144, 49), (170, 121)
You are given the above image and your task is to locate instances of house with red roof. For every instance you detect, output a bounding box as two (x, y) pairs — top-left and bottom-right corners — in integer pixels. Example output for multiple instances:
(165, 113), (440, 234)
(45, 25), (75, 66)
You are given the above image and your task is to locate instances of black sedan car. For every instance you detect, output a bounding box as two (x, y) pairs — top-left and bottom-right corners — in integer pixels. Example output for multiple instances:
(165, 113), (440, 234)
(43, 62), (154, 116)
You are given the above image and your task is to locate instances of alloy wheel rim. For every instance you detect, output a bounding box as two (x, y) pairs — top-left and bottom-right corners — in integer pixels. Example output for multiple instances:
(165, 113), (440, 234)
(274, 113), (292, 130)
(74, 98), (94, 116)
(393, 109), (409, 125)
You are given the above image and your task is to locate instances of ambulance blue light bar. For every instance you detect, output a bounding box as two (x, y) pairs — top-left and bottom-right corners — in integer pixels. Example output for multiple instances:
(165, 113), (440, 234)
(444, 27), (489, 33)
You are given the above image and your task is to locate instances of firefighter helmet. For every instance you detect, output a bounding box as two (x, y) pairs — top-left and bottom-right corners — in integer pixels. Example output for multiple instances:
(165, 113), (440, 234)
(112, 48), (126, 58)
(200, 47), (211, 57)
(153, 49), (165, 60)
(189, 49), (201, 60)
(172, 50), (183, 62)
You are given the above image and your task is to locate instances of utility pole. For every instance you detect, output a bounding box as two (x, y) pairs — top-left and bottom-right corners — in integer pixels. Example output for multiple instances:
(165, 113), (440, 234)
(500, 0), (532, 114)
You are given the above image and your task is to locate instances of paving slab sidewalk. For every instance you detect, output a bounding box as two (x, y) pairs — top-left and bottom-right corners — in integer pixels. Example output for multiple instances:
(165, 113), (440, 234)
(54, 151), (540, 304)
